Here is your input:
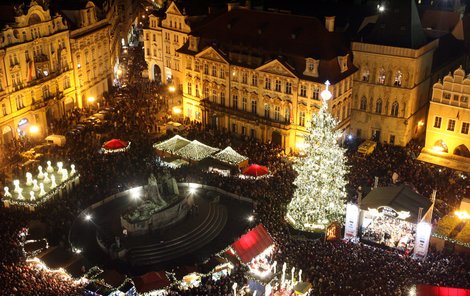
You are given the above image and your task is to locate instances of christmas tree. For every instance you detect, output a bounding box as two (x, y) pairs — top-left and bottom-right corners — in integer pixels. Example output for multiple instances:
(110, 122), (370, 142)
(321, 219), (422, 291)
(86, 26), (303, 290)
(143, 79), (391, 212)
(286, 81), (348, 231)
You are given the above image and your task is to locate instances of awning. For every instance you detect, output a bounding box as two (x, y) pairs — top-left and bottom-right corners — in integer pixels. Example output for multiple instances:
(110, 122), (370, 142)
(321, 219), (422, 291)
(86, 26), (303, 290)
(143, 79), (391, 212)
(360, 185), (432, 223)
(153, 135), (191, 154)
(415, 284), (470, 295)
(231, 224), (274, 264)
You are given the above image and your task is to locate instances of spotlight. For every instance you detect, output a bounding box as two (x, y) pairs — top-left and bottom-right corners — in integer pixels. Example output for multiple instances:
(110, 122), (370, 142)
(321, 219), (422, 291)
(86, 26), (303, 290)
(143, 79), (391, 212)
(84, 214), (92, 221)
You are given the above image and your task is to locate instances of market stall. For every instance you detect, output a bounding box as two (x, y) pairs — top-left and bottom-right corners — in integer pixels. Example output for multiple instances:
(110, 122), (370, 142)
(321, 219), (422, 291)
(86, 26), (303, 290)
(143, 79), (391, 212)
(211, 146), (249, 168)
(132, 271), (170, 295)
(101, 139), (131, 154)
(153, 135), (191, 157)
(242, 164), (269, 177)
(174, 140), (220, 163)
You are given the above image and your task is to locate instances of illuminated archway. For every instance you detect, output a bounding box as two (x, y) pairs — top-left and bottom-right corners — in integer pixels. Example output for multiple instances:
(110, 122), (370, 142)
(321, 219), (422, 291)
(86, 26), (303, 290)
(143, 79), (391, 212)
(432, 140), (448, 153)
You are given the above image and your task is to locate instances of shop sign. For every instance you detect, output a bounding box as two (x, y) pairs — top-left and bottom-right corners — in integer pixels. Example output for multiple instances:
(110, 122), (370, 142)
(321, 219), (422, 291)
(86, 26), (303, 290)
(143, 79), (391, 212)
(378, 206), (398, 218)
(18, 118), (29, 127)
(344, 203), (359, 239)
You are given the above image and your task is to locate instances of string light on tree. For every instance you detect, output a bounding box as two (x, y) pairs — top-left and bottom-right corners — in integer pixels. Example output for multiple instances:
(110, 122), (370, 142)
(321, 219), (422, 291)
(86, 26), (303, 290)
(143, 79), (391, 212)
(286, 80), (348, 231)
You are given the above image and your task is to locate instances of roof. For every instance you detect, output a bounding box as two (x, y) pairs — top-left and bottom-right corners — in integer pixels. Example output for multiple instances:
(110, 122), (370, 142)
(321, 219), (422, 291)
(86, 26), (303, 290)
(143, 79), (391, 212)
(361, 185), (432, 223)
(153, 135), (191, 154)
(421, 9), (460, 33)
(175, 140), (220, 161)
(211, 146), (248, 166)
(358, 0), (428, 49)
(132, 272), (170, 293)
(415, 284), (470, 296)
(231, 224), (274, 263)
(182, 8), (355, 83)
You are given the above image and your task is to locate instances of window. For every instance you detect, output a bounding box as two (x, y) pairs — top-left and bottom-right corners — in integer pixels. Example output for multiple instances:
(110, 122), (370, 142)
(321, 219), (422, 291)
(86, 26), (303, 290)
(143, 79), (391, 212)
(187, 82), (192, 95)
(394, 70), (402, 86)
(274, 106), (280, 121)
(389, 135), (395, 145)
(186, 59), (192, 70)
(378, 68), (386, 84)
(461, 96), (468, 103)
(391, 101), (399, 117)
(204, 64), (209, 75)
(232, 94), (238, 109)
(264, 104), (270, 119)
(252, 75), (258, 86)
(195, 60), (200, 72)
(462, 122), (469, 134)
(212, 65), (217, 76)
(313, 87), (319, 100)
(362, 69), (370, 81)
(203, 86), (209, 99)
(375, 99), (382, 113)
(63, 76), (71, 89)
(275, 80), (281, 92)
(443, 92), (451, 100)
(285, 82), (292, 94)
(453, 95), (459, 102)
(165, 46), (170, 54)
(360, 97), (367, 111)
(231, 123), (237, 133)
(241, 126), (246, 136)
(212, 90), (217, 102)
(2, 103), (6, 116)
(242, 72), (248, 84)
(284, 107), (290, 123)
(15, 95), (24, 109)
(251, 100), (257, 114)
(434, 116), (442, 128)
(242, 97), (247, 111)
(220, 91), (225, 105)
(264, 77), (271, 89)
(146, 48), (150, 56)
(299, 85), (307, 97)
(220, 68), (225, 79)
(43, 85), (50, 99)
(250, 128), (255, 138)
(308, 62), (314, 72)
(195, 84), (199, 97)
(299, 111), (305, 127)
(447, 119), (456, 131)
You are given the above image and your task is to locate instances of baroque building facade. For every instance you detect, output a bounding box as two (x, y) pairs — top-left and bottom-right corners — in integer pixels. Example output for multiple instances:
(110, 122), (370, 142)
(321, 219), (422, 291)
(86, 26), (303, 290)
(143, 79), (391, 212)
(419, 66), (470, 172)
(0, 0), (130, 147)
(177, 8), (355, 152)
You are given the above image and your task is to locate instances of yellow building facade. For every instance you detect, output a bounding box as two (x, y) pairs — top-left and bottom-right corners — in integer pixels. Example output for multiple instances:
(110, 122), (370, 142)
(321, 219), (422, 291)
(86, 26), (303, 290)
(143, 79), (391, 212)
(351, 41), (438, 146)
(419, 66), (470, 172)
(0, 0), (123, 148)
(177, 9), (355, 152)
(0, 3), (74, 144)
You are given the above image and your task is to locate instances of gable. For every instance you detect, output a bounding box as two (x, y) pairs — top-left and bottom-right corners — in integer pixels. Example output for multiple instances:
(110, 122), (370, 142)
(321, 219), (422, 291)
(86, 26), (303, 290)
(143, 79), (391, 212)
(196, 47), (228, 64)
(166, 2), (182, 16)
(256, 59), (297, 78)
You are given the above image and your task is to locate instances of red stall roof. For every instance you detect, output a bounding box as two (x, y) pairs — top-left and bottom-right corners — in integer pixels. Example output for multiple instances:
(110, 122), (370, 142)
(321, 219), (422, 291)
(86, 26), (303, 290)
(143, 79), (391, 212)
(416, 284), (470, 296)
(231, 224), (274, 264)
(132, 271), (170, 293)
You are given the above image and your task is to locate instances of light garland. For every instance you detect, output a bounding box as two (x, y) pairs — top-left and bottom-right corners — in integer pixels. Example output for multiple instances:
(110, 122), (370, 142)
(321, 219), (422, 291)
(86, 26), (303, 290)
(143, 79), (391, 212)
(175, 140), (220, 161)
(286, 89), (348, 232)
(101, 141), (131, 154)
(212, 146), (248, 166)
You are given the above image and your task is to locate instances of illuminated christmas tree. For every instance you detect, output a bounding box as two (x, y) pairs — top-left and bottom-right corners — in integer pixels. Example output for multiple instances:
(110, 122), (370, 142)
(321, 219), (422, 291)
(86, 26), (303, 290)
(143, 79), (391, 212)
(286, 81), (348, 231)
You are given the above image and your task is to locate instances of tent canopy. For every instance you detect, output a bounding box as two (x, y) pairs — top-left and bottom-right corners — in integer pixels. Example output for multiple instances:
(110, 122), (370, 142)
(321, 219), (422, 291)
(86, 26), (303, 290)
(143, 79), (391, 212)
(132, 271), (170, 293)
(175, 140), (220, 161)
(360, 185), (432, 223)
(102, 139), (129, 150)
(212, 146), (248, 167)
(242, 164), (269, 177)
(415, 284), (470, 296)
(153, 135), (191, 154)
(231, 224), (274, 264)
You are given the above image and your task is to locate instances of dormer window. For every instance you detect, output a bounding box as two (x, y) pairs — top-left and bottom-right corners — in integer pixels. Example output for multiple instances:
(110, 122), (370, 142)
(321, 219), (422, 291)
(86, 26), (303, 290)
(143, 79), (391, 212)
(304, 58), (319, 77)
(338, 54), (348, 73)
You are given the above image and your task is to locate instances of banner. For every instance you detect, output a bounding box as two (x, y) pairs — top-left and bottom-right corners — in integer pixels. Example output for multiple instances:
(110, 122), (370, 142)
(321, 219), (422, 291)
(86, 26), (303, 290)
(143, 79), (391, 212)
(414, 222), (431, 259)
(344, 203), (359, 239)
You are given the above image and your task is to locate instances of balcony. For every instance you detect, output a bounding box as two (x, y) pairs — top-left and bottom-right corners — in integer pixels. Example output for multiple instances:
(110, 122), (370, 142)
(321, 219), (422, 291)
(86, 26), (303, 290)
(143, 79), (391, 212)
(201, 99), (291, 130)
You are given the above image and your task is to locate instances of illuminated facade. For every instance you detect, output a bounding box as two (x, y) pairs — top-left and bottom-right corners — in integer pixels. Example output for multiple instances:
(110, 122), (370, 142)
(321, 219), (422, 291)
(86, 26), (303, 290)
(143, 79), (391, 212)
(61, 1), (112, 108)
(0, 2), (74, 143)
(350, 1), (437, 146)
(419, 66), (470, 172)
(176, 8), (355, 152)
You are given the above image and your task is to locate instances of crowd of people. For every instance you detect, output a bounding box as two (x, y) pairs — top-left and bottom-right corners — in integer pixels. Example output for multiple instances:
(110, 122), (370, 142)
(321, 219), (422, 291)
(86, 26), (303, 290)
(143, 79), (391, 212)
(0, 37), (469, 296)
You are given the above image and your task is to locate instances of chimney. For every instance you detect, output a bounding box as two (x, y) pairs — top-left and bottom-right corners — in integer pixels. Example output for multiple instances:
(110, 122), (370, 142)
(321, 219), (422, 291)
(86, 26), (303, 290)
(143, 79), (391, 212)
(227, 2), (240, 11)
(325, 16), (335, 32)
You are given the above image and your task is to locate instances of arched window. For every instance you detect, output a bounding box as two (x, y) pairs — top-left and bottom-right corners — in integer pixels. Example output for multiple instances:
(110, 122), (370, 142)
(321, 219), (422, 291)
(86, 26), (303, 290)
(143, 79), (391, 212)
(362, 69), (369, 81)
(391, 101), (399, 117)
(43, 85), (50, 99)
(375, 99), (382, 113)
(378, 68), (386, 84)
(360, 96), (367, 110)
(394, 70), (402, 86)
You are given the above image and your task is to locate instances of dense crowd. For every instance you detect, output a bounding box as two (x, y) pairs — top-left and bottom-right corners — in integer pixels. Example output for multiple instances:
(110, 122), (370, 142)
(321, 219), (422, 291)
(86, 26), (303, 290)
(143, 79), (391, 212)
(1, 40), (470, 296)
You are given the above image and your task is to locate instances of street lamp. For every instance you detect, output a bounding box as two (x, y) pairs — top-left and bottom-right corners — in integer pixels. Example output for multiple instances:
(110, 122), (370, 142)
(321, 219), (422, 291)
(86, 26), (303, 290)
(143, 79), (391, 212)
(87, 96), (95, 103)
(84, 214), (92, 221)
(172, 106), (182, 114)
(168, 85), (176, 93)
(29, 125), (39, 135)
